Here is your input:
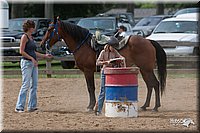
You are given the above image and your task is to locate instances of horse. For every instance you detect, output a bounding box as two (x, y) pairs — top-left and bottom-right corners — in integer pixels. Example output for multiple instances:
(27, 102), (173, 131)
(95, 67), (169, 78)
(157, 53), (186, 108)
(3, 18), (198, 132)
(40, 17), (167, 112)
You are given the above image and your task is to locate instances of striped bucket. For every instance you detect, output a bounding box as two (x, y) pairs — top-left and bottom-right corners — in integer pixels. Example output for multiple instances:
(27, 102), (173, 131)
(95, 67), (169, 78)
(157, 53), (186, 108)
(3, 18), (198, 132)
(104, 67), (139, 117)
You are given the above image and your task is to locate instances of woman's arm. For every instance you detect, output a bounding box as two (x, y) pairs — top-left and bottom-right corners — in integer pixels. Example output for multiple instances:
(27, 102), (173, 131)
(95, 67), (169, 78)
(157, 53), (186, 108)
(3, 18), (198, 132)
(114, 49), (126, 67)
(96, 50), (109, 66)
(35, 52), (52, 59)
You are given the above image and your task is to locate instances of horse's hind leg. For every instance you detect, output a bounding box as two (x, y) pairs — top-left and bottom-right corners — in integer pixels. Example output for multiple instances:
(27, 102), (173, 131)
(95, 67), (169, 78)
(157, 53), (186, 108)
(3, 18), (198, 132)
(151, 73), (161, 112)
(84, 70), (96, 112)
(140, 70), (152, 111)
(140, 70), (160, 111)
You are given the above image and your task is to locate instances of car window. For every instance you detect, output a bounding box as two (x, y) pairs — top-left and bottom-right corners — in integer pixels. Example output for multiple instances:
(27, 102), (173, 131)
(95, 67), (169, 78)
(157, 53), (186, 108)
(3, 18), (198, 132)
(38, 20), (49, 30)
(9, 19), (38, 31)
(9, 20), (23, 31)
(126, 14), (134, 24)
(78, 19), (115, 30)
(174, 8), (199, 16)
(153, 21), (198, 34)
(135, 17), (162, 26)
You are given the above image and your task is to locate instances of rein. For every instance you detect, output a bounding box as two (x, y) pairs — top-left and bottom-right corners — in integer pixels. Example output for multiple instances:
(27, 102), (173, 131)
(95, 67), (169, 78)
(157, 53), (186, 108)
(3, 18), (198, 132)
(71, 31), (91, 54)
(45, 21), (91, 55)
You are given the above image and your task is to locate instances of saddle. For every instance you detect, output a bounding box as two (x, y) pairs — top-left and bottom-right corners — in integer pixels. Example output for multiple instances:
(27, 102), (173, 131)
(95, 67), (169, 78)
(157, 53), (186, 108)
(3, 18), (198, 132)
(91, 35), (131, 55)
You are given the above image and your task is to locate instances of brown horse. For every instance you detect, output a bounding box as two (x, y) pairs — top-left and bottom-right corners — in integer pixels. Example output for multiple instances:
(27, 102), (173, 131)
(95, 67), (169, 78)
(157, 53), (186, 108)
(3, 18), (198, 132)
(40, 17), (167, 112)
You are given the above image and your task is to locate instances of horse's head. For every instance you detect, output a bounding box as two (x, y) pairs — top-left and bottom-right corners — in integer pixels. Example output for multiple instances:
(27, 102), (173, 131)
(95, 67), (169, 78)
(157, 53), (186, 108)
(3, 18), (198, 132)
(40, 16), (61, 51)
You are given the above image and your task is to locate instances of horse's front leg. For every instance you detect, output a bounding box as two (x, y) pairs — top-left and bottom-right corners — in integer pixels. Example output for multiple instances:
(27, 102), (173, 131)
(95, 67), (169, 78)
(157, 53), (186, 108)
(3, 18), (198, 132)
(84, 70), (96, 112)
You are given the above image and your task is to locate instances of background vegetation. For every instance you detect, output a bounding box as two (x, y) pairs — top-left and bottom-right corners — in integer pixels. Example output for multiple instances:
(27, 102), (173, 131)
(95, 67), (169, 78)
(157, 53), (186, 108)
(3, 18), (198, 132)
(8, 2), (198, 19)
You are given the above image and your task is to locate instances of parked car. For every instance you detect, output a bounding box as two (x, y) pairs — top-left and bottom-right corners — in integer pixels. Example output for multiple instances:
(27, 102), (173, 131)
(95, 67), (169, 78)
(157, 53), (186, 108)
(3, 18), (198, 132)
(1, 18), (52, 42)
(63, 17), (83, 25)
(96, 12), (136, 28)
(132, 15), (172, 37)
(173, 7), (199, 17)
(146, 13), (199, 55)
(78, 16), (133, 37)
(77, 16), (118, 36)
(1, 18), (52, 56)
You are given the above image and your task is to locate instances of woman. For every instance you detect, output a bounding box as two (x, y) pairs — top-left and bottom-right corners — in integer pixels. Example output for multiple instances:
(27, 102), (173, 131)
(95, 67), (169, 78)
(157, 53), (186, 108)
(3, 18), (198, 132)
(95, 44), (125, 115)
(15, 20), (52, 113)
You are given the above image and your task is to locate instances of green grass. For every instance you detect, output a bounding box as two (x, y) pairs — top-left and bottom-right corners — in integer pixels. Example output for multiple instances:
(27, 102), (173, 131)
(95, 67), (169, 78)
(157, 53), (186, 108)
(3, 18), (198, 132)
(167, 73), (197, 78)
(1, 60), (63, 70)
(1, 61), (197, 79)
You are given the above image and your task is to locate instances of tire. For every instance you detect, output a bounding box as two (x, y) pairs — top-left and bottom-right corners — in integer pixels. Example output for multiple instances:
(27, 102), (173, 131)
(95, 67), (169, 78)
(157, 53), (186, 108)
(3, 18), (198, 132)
(61, 61), (75, 69)
(193, 47), (199, 55)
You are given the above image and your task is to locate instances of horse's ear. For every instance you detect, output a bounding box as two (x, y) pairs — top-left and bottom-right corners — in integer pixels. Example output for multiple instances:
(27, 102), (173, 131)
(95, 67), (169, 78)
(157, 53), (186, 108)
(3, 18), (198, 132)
(54, 16), (57, 24)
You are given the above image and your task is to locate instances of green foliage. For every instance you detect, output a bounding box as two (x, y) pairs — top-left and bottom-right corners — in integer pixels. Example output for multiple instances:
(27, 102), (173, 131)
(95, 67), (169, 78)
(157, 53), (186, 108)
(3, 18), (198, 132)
(8, 3), (198, 20)
(24, 4), (44, 17)
(54, 4), (111, 19)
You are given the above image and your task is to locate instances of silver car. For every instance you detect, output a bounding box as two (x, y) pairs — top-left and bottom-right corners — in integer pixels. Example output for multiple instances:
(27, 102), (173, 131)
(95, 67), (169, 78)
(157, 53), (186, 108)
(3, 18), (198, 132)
(146, 13), (199, 55)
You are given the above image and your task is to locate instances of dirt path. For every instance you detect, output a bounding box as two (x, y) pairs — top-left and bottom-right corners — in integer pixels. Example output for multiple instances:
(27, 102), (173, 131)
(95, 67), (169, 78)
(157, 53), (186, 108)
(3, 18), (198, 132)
(2, 75), (198, 132)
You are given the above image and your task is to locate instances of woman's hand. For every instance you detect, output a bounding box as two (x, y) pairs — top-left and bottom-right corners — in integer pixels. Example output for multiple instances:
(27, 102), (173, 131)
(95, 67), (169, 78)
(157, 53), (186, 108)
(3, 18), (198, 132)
(31, 58), (38, 66)
(44, 54), (53, 59)
(103, 60), (110, 65)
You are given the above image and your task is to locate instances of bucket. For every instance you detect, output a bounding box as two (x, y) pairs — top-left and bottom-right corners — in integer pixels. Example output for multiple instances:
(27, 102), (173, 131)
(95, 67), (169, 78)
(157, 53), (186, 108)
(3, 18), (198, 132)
(104, 67), (139, 117)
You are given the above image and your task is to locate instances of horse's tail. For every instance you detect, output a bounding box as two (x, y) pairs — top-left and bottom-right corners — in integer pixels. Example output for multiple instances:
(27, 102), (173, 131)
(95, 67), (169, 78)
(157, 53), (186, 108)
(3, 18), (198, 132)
(150, 40), (167, 96)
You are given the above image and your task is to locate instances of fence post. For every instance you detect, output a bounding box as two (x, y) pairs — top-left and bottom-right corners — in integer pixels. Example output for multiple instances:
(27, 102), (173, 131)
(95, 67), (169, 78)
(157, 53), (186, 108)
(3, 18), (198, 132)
(46, 59), (52, 78)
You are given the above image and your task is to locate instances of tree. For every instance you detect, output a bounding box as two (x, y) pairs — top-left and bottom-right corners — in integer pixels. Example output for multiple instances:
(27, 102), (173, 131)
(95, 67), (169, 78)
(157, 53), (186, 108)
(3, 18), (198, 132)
(11, 3), (24, 18)
(156, 3), (164, 15)
(45, 2), (54, 18)
(127, 3), (135, 17)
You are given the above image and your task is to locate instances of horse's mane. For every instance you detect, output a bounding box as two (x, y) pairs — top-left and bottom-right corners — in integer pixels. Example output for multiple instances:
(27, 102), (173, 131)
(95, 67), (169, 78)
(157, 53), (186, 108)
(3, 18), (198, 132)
(60, 21), (89, 43)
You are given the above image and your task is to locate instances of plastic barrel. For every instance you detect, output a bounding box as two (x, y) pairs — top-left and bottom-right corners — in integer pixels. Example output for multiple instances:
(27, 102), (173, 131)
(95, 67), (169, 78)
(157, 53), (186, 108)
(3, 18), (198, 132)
(104, 67), (139, 117)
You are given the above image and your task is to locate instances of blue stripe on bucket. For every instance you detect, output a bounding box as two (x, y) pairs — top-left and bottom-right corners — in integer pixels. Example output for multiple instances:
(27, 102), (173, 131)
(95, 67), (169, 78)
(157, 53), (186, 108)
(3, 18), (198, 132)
(105, 86), (138, 102)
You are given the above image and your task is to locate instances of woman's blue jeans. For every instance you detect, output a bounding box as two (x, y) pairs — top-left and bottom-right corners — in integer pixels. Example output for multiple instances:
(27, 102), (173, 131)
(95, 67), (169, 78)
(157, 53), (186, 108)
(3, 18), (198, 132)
(16, 59), (38, 110)
(97, 70), (105, 113)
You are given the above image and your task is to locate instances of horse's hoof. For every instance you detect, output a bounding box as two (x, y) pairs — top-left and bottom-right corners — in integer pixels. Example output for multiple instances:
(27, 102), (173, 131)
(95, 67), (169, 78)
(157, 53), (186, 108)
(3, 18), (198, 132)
(86, 108), (94, 113)
(140, 106), (147, 111)
(152, 109), (158, 112)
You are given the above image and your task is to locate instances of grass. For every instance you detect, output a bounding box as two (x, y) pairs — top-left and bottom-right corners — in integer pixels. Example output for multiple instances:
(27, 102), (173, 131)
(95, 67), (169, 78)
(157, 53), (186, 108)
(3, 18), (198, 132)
(167, 73), (198, 78)
(1, 60), (63, 70)
(1, 61), (197, 79)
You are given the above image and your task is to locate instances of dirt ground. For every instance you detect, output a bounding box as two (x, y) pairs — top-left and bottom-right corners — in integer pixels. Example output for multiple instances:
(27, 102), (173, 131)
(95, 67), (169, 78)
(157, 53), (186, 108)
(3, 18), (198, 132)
(2, 74), (198, 132)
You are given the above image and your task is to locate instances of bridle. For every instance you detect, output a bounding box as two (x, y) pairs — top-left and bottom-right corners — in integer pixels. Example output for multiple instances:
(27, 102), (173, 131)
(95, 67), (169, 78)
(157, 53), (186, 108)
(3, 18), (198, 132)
(45, 21), (61, 54)
(44, 19), (91, 55)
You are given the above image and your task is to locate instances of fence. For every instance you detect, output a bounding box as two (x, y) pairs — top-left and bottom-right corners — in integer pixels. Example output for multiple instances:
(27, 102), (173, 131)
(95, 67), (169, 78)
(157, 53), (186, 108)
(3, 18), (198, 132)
(1, 55), (198, 77)
(1, 41), (199, 77)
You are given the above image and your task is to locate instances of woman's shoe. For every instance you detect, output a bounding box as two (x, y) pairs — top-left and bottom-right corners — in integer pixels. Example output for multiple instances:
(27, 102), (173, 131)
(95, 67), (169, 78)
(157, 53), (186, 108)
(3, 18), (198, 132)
(27, 108), (38, 112)
(15, 108), (24, 113)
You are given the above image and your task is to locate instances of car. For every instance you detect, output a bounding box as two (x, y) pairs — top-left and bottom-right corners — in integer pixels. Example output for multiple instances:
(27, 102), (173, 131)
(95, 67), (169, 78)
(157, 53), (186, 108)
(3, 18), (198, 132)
(132, 15), (172, 37)
(173, 7), (199, 17)
(63, 17), (83, 25)
(96, 12), (136, 28)
(77, 16), (118, 36)
(146, 13), (199, 56)
(77, 16), (134, 37)
(1, 18), (52, 56)
(1, 18), (52, 42)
